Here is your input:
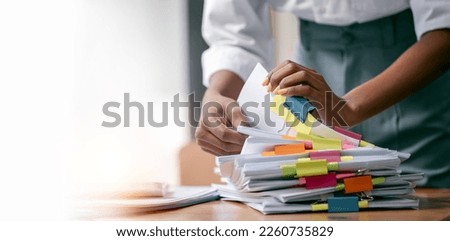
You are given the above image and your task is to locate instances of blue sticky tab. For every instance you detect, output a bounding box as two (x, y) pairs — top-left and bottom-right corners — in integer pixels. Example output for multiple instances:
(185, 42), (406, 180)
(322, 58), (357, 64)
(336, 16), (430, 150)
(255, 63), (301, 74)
(283, 96), (315, 123)
(328, 196), (359, 213)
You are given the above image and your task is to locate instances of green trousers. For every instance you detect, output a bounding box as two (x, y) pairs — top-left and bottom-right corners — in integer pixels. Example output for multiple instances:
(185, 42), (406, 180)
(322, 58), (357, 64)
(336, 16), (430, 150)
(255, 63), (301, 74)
(294, 9), (450, 188)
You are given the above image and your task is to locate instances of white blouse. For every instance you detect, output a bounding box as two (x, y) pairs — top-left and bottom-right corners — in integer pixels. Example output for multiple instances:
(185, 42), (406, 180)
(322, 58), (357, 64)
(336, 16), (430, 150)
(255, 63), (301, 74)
(201, 0), (450, 86)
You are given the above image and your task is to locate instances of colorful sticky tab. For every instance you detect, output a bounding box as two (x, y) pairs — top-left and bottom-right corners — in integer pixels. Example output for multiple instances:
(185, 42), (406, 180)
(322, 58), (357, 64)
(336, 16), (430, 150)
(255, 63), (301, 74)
(340, 156), (353, 162)
(281, 164), (297, 178)
(327, 162), (339, 171)
(274, 143), (306, 155)
(310, 150), (341, 162)
(342, 140), (356, 150)
(311, 203), (328, 212)
(298, 178), (306, 186)
(328, 196), (359, 213)
(283, 96), (315, 123)
(359, 140), (375, 147)
(296, 159), (328, 177)
(333, 126), (362, 140)
(336, 172), (355, 179)
(305, 172), (337, 189)
(301, 141), (313, 149)
(371, 177), (385, 185)
(282, 135), (296, 140)
(335, 183), (345, 191)
(343, 175), (373, 193)
(272, 94), (287, 106)
(358, 200), (369, 209)
(313, 138), (342, 150)
(261, 151), (276, 156)
(271, 95), (312, 135)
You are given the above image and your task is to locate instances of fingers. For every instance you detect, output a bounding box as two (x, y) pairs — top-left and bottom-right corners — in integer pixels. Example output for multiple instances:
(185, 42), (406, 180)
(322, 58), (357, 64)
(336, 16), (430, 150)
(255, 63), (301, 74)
(230, 105), (247, 129)
(264, 60), (320, 91)
(266, 62), (299, 91)
(195, 97), (247, 156)
(277, 84), (322, 103)
(263, 60), (292, 89)
(195, 121), (245, 156)
(207, 120), (247, 145)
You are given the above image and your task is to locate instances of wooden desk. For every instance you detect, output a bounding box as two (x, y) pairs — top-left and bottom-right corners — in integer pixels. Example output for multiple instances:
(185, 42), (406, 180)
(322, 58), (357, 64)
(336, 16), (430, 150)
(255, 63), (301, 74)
(107, 188), (450, 221)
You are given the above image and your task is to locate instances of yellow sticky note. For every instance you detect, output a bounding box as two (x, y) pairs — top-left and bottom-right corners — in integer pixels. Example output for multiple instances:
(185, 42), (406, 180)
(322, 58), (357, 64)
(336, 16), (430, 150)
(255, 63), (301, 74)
(296, 132), (314, 141)
(291, 113), (314, 134)
(359, 140), (375, 147)
(340, 156), (353, 162)
(358, 200), (369, 208)
(270, 95), (286, 115)
(297, 157), (311, 162)
(296, 159), (328, 177)
(313, 137), (342, 150)
(270, 95), (312, 135)
(272, 94), (286, 106)
(311, 203), (328, 211)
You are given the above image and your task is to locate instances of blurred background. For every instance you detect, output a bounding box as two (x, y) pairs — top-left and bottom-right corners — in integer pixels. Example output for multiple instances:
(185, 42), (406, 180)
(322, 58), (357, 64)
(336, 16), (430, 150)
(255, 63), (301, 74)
(72, 0), (189, 193)
(0, 0), (297, 220)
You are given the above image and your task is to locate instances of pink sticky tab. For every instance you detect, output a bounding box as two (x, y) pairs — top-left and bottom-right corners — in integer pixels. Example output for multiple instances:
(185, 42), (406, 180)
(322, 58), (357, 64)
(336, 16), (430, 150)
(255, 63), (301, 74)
(310, 150), (340, 162)
(310, 150), (340, 158)
(325, 156), (341, 162)
(305, 173), (337, 189)
(334, 126), (362, 140)
(301, 141), (313, 149)
(342, 140), (356, 150)
(336, 172), (355, 179)
(298, 178), (306, 186)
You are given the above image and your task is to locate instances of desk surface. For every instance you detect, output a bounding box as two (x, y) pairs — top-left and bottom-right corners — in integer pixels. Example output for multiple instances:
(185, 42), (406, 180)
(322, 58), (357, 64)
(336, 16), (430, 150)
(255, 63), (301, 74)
(104, 188), (450, 221)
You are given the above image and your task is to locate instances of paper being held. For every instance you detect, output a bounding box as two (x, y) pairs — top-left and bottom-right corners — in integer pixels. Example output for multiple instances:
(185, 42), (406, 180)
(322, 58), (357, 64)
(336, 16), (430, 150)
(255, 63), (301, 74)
(237, 63), (291, 135)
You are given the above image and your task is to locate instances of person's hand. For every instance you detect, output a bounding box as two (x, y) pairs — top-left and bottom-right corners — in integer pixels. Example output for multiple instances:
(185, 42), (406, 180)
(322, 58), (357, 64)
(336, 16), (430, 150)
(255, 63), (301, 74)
(195, 89), (247, 156)
(263, 60), (350, 127)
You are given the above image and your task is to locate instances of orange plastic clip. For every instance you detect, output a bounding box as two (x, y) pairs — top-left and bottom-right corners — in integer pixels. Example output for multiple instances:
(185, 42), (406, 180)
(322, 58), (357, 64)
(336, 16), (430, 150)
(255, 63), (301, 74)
(343, 175), (373, 193)
(274, 143), (306, 155)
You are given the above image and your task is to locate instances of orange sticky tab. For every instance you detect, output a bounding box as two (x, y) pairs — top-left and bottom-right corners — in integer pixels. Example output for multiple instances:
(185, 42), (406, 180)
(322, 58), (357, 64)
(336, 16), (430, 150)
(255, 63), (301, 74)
(343, 175), (373, 193)
(274, 143), (306, 155)
(262, 151), (276, 156)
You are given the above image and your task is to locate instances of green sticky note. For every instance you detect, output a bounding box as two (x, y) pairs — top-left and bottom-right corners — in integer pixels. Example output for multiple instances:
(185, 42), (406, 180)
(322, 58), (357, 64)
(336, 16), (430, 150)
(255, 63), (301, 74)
(372, 177), (385, 185)
(281, 164), (297, 178)
(327, 162), (339, 171)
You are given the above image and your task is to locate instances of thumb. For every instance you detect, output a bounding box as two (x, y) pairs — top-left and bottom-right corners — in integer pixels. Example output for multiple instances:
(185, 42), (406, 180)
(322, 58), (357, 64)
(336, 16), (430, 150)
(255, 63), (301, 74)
(230, 105), (247, 129)
(222, 99), (247, 129)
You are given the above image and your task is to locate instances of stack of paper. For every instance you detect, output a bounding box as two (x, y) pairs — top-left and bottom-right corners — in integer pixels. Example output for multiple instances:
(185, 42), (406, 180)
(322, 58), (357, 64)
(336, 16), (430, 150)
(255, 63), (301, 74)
(213, 64), (423, 214)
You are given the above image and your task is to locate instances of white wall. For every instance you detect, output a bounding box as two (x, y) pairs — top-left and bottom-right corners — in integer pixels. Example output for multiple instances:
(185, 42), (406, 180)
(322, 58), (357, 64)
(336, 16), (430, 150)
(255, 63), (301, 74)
(72, 0), (189, 188)
(272, 10), (299, 64)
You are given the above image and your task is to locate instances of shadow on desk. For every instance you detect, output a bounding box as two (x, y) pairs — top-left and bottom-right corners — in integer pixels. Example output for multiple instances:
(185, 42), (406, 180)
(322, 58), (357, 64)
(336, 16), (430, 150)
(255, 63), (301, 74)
(418, 195), (450, 210)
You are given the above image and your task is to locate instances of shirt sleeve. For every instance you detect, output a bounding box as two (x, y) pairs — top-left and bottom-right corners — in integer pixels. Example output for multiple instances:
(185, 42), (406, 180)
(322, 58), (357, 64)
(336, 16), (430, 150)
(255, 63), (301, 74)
(201, 0), (274, 87)
(410, 0), (450, 39)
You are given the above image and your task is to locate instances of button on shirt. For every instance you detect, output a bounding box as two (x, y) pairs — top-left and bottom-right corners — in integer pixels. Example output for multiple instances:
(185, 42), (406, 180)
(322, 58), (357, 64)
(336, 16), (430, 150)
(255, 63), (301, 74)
(201, 0), (450, 86)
